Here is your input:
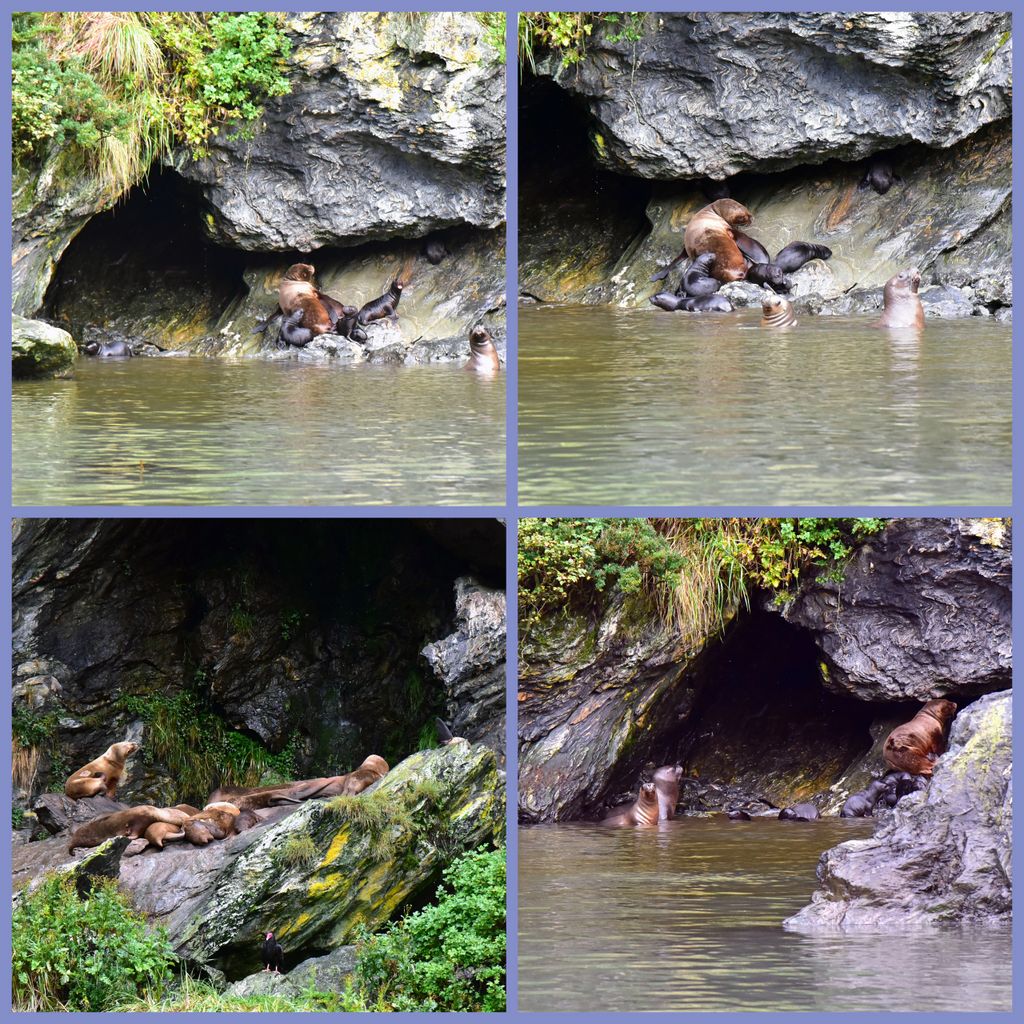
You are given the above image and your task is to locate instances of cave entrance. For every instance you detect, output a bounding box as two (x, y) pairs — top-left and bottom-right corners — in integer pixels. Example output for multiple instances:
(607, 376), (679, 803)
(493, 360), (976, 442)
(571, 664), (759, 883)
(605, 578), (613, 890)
(42, 166), (247, 343)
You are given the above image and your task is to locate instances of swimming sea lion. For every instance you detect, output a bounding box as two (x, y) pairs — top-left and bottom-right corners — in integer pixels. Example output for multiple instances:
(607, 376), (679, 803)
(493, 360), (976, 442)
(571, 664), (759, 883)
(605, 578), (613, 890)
(683, 295), (733, 312)
(778, 803), (820, 821)
(684, 199), (752, 283)
(465, 326), (501, 373)
(774, 242), (833, 274)
(883, 699), (957, 777)
(65, 742), (140, 800)
(761, 292), (797, 328)
(726, 809), (752, 821)
(602, 782), (660, 827)
(356, 280), (403, 326)
(874, 267), (924, 330)
(678, 252), (720, 298)
(83, 340), (132, 358)
(68, 805), (190, 852)
(839, 780), (889, 818)
(859, 158), (901, 195)
(653, 764), (683, 821)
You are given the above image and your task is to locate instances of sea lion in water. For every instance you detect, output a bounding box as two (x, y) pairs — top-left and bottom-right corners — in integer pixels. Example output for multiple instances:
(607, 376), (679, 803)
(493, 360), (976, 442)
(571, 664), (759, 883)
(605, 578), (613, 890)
(726, 809), (752, 821)
(356, 280), (403, 326)
(602, 783), (660, 827)
(684, 199), (752, 283)
(653, 764), (683, 821)
(678, 252), (720, 298)
(65, 742), (140, 800)
(859, 158), (901, 195)
(840, 780), (890, 818)
(778, 803), (820, 821)
(83, 340), (132, 358)
(874, 267), (924, 331)
(68, 805), (189, 852)
(465, 326), (501, 373)
(761, 292), (797, 328)
(651, 292), (689, 312)
(774, 242), (833, 274)
(650, 293), (732, 313)
(883, 699), (957, 777)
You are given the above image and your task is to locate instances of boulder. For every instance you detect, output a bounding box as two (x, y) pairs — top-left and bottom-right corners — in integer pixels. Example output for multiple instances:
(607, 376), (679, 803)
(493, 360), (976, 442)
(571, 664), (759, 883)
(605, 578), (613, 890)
(12, 315), (77, 379)
(224, 946), (357, 998)
(31, 793), (127, 836)
(785, 689), (1012, 931)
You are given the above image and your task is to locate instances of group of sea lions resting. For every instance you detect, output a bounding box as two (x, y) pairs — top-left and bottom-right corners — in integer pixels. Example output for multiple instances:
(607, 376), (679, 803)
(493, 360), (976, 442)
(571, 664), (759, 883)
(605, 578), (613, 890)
(64, 741), (390, 853)
(648, 197), (925, 332)
(600, 699), (957, 827)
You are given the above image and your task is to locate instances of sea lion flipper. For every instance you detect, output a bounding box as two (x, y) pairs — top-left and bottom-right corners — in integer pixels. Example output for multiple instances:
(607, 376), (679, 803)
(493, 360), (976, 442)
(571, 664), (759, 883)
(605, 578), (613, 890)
(436, 717), (455, 744)
(649, 267), (669, 283)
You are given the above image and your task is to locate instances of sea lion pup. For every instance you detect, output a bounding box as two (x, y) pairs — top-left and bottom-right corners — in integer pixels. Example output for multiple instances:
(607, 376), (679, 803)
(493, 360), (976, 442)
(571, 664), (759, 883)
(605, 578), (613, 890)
(778, 803), (820, 821)
(859, 158), (902, 195)
(683, 198), (752, 283)
(650, 292), (689, 312)
(333, 304), (368, 344)
(83, 340), (133, 358)
(678, 252), (720, 298)
(650, 292), (733, 313)
(883, 699), (957, 777)
(183, 802), (241, 845)
(726, 809), (752, 821)
(873, 267), (925, 331)
(142, 821), (187, 849)
(65, 741), (140, 799)
(68, 805), (189, 852)
(465, 326), (501, 373)
(422, 237), (449, 265)
(279, 308), (314, 347)
(760, 292), (797, 328)
(745, 262), (790, 292)
(733, 230), (771, 266)
(356, 279), (403, 326)
(773, 242), (833, 274)
(602, 782), (660, 827)
(839, 780), (890, 818)
(653, 764), (683, 821)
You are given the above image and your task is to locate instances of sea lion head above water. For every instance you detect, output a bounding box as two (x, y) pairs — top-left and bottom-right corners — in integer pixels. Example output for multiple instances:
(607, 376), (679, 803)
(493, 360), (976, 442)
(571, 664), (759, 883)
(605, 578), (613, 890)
(602, 782), (660, 827)
(653, 764), (683, 821)
(760, 292), (797, 328)
(875, 267), (924, 331)
(466, 325), (501, 373)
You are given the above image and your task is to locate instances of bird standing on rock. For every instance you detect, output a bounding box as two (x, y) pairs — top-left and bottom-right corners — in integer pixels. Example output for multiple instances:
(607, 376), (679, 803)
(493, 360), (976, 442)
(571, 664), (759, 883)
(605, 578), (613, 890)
(262, 931), (284, 974)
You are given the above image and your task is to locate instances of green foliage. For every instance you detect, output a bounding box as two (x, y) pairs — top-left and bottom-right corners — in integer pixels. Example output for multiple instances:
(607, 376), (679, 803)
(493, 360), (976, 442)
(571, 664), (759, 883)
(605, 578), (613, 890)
(12, 705), (60, 748)
(13, 808), (26, 829)
(275, 833), (318, 869)
(120, 974), (342, 1011)
(228, 604), (255, 637)
(518, 11), (645, 73)
(279, 608), (305, 642)
(341, 846), (506, 1012)
(12, 875), (175, 1012)
(476, 12), (506, 58)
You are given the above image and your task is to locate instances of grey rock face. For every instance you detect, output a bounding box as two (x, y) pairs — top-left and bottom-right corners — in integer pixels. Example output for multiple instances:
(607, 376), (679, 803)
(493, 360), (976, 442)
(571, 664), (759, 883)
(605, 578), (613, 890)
(778, 518), (1011, 701)
(785, 689), (1012, 932)
(180, 12), (505, 251)
(11, 315), (78, 379)
(224, 946), (357, 997)
(543, 12), (1010, 179)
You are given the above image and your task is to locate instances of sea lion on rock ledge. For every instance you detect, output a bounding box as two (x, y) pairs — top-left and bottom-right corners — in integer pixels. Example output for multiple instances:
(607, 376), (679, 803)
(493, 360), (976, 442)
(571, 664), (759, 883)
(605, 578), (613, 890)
(68, 805), (189, 852)
(683, 199), (752, 283)
(65, 742), (139, 799)
(883, 699), (957, 777)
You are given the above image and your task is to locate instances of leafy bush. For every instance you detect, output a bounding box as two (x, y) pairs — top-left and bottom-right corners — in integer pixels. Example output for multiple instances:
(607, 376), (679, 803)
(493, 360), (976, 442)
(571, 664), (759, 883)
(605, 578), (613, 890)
(12, 875), (175, 1011)
(342, 845), (506, 1011)
(518, 11), (646, 73)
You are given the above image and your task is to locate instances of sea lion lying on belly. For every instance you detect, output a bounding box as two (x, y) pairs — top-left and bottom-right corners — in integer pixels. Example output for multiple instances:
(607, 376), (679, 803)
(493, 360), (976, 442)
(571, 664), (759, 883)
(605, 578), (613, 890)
(68, 805), (190, 852)
(883, 699), (957, 776)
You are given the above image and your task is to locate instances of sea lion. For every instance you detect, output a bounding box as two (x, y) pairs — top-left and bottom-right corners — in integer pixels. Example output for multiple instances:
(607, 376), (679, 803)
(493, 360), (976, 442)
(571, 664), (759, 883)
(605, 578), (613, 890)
(234, 808), (261, 832)
(172, 803), (203, 817)
(760, 292), (797, 328)
(683, 295), (733, 313)
(602, 782), (660, 827)
(465, 326), (501, 373)
(436, 718), (468, 746)
(774, 242), (833, 274)
(276, 263), (335, 338)
(207, 782), (304, 810)
(678, 252), (720, 298)
(356, 280), (403, 326)
(83, 340), (132, 358)
(733, 230), (771, 266)
(183, 802), (240, 845)
(68, 805), (189, 852)
(859, 158), (901, 195)
(839, 780), (889, 818)
(653, 764), (683, 821)
(745, 263), (790, 292)
(142, 822), (186, 849)
(726, 809), (752, 821)
(333, 305), (368, 344)
(423, 238), (449, 265)
(279, 308), (314, 348)
(282, 755), (391, 801)
(650, 292), (689, 312)
(683, 199), (752, 283)
(874, 267), (924, 330)
(778, 803), (820, 821)
(883, 699), (957, 777)
(65, 742), (140, 799)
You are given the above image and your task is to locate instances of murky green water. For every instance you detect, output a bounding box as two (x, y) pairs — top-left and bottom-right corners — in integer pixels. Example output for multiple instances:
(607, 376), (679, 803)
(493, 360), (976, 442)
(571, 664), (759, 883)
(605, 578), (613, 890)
(518, 821), (1012, 1012)
(12, 356), (505, 506)
(518, 305), (1011, 505)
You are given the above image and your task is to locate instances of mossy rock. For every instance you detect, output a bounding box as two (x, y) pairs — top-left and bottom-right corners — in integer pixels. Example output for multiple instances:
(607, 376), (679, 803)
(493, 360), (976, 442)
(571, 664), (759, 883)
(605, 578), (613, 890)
(12, 315), (77, 379)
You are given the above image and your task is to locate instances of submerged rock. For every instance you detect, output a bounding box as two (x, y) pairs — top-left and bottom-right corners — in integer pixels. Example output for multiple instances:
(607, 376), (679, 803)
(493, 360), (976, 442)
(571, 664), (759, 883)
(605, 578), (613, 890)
(12, 315), (77, 379)
(785, 690), (1012, 932)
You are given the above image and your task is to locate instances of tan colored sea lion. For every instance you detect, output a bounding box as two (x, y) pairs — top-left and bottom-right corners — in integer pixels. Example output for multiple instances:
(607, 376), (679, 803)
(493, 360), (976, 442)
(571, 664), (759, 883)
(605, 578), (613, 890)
(883, 699), (958, 777)
(287, 755), (391, 800)
(602, 783), (660, 827)
(143, 821), (186, 849)
(465, 326), (501, 374)
(653, 764), (683, 821)
(277, 263), (336, 339)
(684, 199), (752, 283)
(874, 267), (924, 330)
(183, 802), (241, 845)
(761, 292), (797, 328)
(68, 805), (189, 852)
(65, 742), (139, 799)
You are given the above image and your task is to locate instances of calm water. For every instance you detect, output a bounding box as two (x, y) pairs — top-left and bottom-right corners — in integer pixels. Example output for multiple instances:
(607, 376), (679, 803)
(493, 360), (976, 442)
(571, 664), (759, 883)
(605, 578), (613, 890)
(518, 305), (1011, 505)
(12, 356), (505, 505)
(519, 821), (1012, 1012)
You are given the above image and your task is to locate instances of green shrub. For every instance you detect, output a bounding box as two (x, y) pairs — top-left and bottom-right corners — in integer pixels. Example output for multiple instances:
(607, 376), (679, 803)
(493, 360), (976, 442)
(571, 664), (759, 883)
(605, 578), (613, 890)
(342, 845), (506, 1011)
(275, 833), (318, 869)
(12, 875), (175, 1012)
(518, 12), (646, 73)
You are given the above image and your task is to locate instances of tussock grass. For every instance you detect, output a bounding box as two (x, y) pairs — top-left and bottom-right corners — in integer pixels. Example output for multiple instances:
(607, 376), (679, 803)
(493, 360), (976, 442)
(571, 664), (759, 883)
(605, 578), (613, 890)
(274, 833), (318, 869)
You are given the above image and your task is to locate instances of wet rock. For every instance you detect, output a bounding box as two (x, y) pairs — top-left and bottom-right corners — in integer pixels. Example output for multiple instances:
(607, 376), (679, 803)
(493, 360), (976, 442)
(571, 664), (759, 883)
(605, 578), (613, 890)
(294, 335), (366, 363)
(785, 689), (1012, 932)
(919, 284), (975, 319)
(12, 315), (77, 379)
(15, 836), (132, 902)
(717, 282), (764, 308)
(422, 577), (506, 761)
(777, 518), (1011, 701)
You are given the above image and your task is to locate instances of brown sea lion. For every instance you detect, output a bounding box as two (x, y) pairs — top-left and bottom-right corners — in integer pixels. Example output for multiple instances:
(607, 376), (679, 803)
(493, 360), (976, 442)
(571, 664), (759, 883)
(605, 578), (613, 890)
(288, 755), (391, 800)
(207, 782), (304, 810)
(653, 764), (683, 821)
(234, 808), (261, 832)
(602, 783), (660, 827)
(143, 822), (187, 849)
(874, 267), (924, 330)
(883, 699), (957, 777)
(684, 199), (752, 283)
(172, 803), (203, 817)
(465, 326), (501, 373)
(761, 292), (797, 328)
(183, 802), (241, 845)
(277, 263), (335, 343)
(65, 742), (139, 799)
(68, 805), (189, 852)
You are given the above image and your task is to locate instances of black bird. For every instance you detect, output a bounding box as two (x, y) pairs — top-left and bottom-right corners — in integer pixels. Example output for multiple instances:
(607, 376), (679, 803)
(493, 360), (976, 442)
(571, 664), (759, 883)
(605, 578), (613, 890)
(262, 931), (284, 974)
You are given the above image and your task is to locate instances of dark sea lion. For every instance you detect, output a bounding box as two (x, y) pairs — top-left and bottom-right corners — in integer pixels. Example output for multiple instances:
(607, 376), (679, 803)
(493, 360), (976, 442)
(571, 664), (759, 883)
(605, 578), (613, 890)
(65, 742), (139, 800)
(874, 267), (925, 330)
(423, 238), (449, 265)
(678, 252), (720, 298)
(745, 263), (790, 292)
(83, 340), (132, 358)
(859, 158), (901, 195)
(733, 230), (771, 266)
(602, 782), (660, 827)
(684, 199), (752, 283)
(356, 280), (403, 326)
(650, 292), (689, 311)
(333, 304), (368, 344)
(682, 295), (733, 312)
(778, 803), (820, 821)
(774, 242), (832, 274)
(760, 292), (797, 327)
(465, 325), (501, 373)
(653, 765), (683, 821)
(234, 808), (261, 832)
(68, 805), (189, 852)
(840, 780), (889, 818)
(726, 809), (752, 821)
(279, 308), (314, 348)
(883, 699), (957, 776)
